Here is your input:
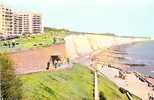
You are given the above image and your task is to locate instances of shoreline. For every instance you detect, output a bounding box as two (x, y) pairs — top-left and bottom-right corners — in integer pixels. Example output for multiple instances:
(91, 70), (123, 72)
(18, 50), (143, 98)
(101, 41), (154, 77)
(90, 41), (154, 99)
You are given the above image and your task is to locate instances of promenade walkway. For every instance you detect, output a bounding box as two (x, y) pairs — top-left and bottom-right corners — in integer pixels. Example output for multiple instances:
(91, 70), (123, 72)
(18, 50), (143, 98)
(100, 65), (154, 100)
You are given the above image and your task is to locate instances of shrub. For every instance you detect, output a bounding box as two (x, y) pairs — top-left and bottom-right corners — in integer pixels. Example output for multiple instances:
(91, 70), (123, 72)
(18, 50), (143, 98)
(99, 91), (106, 100)
(0, 54), (22, 100)
(119, 87), (127, 94)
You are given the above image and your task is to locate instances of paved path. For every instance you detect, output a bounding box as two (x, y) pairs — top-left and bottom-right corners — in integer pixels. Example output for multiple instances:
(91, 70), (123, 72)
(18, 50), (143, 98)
(94, 71), (99, 100)
(16, 63), (72, 75)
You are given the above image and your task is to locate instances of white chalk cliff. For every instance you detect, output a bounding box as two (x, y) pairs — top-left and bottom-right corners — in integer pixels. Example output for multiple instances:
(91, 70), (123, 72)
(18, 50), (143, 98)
(65, 34), (147, 59)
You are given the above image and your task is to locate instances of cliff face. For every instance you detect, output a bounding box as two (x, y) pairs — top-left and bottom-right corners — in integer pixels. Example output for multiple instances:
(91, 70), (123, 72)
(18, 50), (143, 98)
(65, 34), (147, 59)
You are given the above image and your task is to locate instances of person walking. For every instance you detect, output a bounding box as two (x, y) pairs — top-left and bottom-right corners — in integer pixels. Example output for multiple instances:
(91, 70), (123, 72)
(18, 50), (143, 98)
(67, 58), (70, 64)
(46, 61), (50, 70)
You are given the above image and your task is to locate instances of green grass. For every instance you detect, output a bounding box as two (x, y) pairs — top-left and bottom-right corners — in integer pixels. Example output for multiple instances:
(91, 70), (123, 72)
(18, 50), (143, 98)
(19, 64), (141, 100)
(98, 75), (128, 100)
(0, 30), (68, 53)
(19, 64), (93, 100)
(98, 75), (141, 100)
(0, 33), (53, 53)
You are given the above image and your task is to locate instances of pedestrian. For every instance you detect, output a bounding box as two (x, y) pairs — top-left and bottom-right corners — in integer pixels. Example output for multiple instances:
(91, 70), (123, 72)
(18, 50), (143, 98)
(67, 58), (70, 64)
(54, 60), (58, 68)
(8, 41), (11, 48)
(12, 42), (15, 48)
(46, 61), (50, 70)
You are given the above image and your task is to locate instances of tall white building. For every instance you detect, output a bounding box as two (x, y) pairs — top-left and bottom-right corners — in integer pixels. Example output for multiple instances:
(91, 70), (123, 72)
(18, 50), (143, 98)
(0, 5), (43, 35)
(13, 13), (22, 34)
(13, 12), (43, 34)
(0, 5), (13, 35)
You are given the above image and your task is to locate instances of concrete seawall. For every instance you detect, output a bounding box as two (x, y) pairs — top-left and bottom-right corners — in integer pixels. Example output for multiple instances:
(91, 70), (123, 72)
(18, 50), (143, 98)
(65, 34), (147, 59)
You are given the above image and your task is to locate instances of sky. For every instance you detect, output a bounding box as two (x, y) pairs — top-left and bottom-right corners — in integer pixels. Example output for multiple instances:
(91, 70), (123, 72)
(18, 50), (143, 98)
(1, 0), (154, 37)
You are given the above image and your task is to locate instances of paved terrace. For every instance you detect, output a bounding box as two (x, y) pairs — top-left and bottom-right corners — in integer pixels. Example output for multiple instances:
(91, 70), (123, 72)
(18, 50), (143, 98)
(9, 44), (70, 74)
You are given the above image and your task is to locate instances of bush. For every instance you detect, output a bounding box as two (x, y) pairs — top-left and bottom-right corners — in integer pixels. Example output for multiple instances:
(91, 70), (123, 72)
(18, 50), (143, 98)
(99, 91), (106, 100)
(0, 54), (22, 100)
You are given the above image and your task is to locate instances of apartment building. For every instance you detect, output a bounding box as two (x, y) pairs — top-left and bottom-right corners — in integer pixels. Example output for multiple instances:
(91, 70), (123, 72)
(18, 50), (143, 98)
(13, 12), (43, 34)
(0, 5), (43, 35)
(13, 13), (22, 34)
(0, 5), (13, 35)
(31, 13), (43, 33)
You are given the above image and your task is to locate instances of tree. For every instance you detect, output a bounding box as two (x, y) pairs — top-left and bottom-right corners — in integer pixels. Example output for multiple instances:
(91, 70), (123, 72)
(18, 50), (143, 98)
(0, 54), (22, 100)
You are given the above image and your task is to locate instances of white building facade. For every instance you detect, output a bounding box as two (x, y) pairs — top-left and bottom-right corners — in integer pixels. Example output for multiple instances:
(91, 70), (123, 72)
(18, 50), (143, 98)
(0, 5), (13, 35)
(0, 5), (43, 35)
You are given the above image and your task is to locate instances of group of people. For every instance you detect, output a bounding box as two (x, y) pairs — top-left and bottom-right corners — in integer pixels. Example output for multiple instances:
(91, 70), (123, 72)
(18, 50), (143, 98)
(46, 57), (60, 70)
(3, 41), (16, 48)
(46, 55), (70, 70)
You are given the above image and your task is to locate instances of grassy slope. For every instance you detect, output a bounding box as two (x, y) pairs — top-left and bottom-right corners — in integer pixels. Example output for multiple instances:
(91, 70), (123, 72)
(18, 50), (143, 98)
(19, 63), (140, 100)
(98, 75), (128, 100)
(98, 75), (140, 100)
(19, 64), (93, 100)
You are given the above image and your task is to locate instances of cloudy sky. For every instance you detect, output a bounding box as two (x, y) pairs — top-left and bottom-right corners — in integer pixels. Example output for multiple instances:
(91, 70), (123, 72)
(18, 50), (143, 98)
(1, 0), (154, 36)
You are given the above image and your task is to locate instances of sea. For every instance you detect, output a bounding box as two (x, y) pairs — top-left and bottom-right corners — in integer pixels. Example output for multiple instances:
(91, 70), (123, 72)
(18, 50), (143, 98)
(121, 41), (154, 77)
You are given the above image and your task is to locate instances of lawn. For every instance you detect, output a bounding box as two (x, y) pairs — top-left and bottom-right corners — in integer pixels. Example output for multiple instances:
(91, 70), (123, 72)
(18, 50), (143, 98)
(19, 64), (94, 100)
(0, 33), (50, 53)
(0, 30), (68, 53)
(98, 75), (141, 100)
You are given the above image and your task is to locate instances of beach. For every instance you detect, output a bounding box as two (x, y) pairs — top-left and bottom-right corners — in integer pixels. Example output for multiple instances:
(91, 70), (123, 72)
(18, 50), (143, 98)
(99, 65), (153, 100)
(92, 43), (154, 100)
